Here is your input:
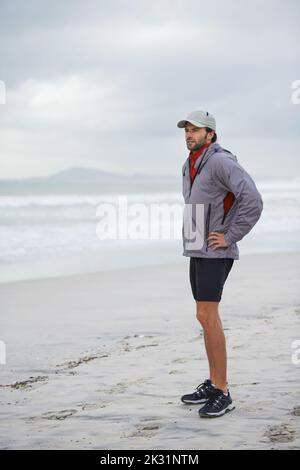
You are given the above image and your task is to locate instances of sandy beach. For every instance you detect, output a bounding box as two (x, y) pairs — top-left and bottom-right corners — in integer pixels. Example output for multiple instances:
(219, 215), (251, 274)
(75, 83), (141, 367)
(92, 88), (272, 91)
(0, 251), (300, 450)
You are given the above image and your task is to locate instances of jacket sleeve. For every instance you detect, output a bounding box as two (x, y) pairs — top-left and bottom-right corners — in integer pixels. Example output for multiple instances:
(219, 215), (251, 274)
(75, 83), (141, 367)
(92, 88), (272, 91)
(212, 154), (263, 245)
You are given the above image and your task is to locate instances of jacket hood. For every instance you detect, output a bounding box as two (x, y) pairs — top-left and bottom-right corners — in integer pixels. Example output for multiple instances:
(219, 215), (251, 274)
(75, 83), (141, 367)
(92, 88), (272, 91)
(191, 143), (238, 171)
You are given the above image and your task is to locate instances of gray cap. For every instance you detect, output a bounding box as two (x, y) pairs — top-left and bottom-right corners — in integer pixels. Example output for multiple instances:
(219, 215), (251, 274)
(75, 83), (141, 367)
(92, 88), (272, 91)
(177, 110), (216, 131)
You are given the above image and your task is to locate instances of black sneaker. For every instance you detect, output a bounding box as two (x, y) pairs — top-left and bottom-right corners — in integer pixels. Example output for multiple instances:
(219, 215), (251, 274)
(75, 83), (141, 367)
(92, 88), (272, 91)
(181, 379), (216, 405)
(198, 389), (235, 418)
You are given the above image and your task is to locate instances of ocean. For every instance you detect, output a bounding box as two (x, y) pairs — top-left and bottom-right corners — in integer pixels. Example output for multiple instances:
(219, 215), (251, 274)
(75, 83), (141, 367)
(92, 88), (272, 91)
(0, 179), (299, 283)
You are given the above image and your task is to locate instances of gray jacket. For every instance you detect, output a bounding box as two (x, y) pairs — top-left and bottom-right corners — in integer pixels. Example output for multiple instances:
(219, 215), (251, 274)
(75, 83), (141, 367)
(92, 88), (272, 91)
(182, 143), (263, 259)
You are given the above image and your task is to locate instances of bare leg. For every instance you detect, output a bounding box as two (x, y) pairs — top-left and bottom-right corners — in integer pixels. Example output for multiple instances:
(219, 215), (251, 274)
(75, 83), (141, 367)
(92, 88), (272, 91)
(196, 300), (227, 393)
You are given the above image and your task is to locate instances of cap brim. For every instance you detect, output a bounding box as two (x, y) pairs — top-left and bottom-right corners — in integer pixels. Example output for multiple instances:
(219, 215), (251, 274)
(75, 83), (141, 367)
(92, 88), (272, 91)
(177, 119), (207, 128)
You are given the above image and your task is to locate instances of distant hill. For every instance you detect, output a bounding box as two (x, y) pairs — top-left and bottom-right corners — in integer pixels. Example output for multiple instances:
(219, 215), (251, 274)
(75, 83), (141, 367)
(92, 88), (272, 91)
(0, 167), (181, 195)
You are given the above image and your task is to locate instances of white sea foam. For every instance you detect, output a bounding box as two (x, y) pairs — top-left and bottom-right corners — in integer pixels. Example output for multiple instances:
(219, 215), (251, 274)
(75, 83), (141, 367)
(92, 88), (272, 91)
(0, 180), (299, 280)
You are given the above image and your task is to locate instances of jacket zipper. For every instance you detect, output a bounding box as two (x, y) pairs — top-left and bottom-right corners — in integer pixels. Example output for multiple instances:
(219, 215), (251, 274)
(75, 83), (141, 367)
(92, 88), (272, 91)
(185, 148), (215, 251)
(188, 147), (210, 198)
(221, 200), (235, 224)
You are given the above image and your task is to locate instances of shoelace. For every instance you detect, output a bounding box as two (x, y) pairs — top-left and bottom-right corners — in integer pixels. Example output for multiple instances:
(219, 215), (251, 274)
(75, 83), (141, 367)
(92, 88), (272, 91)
(208, 394), (227, 409)
(195, 382), (210, 396)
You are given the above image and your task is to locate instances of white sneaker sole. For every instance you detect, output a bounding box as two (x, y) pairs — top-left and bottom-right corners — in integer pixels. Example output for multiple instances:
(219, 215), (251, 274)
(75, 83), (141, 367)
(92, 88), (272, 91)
(181, 398), (208, 405)
(199, 405), (235, 418)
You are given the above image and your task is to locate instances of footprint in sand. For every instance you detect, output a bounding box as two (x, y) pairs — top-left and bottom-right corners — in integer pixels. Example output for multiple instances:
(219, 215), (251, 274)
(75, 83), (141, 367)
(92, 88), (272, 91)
(40, 409), (78, 420)
(100, 377), (151, 395)
(119, 341), (132, 353)
(171, 358), (189, 364)
(1, 376), (49, 391)
(103, 382), (129, 394)
(265, 423), (295, 443)
(291, 406), (300, 417)
(135, 343), (159, 350)
(55, 353), (109, 370)
(80, 402), (110, 411)
(81, 403), (107, 411)
(169, 369), (186, 375)
(124, 334), (156, 340)
(54, 369), (79, 376)
(129, 417), (161, 439)
(118, 334), (160, 354)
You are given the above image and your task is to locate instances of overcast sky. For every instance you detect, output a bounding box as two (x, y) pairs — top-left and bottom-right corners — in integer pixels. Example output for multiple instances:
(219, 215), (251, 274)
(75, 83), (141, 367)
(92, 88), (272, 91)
(0, 0), (299, 180)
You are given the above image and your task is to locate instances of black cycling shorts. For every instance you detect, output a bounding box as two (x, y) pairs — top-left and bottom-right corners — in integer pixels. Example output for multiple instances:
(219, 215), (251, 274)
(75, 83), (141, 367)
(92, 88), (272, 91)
(189, 257), (234, 302)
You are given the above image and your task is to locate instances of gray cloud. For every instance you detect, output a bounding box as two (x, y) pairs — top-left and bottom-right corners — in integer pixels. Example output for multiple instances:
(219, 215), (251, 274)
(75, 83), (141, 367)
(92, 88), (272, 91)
(0, 0), (299, 179)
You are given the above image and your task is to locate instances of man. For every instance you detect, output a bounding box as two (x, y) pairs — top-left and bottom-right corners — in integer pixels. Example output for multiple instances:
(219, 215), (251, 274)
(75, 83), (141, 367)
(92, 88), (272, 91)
(178, 110), (263, 418)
